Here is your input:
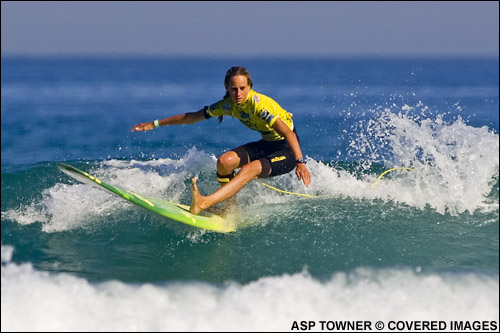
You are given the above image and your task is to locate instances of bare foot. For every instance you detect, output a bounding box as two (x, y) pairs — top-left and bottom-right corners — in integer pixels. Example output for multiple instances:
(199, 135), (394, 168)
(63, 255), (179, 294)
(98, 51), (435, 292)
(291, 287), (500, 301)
(190, 177), (205, 215)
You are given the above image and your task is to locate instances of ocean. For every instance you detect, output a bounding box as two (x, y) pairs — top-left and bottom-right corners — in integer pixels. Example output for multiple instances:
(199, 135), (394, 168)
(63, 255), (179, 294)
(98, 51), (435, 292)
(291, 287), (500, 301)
(1, 57), (499, 331)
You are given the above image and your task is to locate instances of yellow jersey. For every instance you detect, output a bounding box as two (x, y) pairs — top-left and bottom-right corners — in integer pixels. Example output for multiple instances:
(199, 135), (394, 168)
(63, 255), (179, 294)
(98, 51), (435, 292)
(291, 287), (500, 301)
(205, 90), (294, 141)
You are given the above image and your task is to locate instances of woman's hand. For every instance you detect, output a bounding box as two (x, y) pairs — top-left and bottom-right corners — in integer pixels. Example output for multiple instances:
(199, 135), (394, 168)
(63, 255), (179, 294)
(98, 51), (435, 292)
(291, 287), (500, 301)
(296, 163), (311, 186)
(130, 122), (154, 132)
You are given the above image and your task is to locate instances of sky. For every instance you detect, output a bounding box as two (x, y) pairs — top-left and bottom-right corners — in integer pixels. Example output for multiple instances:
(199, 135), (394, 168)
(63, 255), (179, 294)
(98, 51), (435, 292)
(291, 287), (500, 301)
(1, 1), (499, 57)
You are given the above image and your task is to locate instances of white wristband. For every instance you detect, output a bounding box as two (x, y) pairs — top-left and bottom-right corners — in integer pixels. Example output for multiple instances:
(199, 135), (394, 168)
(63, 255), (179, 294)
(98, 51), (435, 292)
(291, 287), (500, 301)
(154, 119), (160, 128)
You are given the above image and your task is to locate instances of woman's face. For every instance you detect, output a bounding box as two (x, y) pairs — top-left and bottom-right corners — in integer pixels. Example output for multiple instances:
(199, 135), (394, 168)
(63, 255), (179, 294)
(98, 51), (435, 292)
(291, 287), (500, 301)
(226, 75), (251, 104)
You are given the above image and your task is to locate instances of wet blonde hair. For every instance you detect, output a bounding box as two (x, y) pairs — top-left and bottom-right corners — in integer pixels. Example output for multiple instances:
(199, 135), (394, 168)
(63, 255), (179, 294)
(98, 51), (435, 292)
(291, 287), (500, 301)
(224, 66), (253, 97)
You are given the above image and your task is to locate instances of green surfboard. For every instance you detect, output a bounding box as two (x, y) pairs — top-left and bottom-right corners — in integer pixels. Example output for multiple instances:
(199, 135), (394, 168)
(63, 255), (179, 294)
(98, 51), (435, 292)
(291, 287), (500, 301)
(57, 163), (235, 233)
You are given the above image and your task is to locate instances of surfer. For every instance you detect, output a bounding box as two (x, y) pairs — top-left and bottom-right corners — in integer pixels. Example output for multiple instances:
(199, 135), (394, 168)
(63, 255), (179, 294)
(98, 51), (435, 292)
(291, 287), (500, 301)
(131, 66), (311, 215)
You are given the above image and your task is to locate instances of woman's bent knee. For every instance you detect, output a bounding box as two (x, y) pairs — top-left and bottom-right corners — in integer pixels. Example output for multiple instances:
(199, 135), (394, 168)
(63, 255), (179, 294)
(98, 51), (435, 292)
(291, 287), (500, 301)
(217, 151), (240, 173)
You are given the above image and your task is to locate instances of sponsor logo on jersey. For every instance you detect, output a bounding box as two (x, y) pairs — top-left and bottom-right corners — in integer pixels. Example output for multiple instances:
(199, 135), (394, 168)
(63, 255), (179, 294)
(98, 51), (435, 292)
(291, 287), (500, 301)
(260, 110), (269, 120)
(260, 110), (275, 123)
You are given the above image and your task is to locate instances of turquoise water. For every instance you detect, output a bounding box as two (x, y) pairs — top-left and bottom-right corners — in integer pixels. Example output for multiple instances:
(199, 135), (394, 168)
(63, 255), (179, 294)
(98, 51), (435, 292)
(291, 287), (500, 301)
(1, 57), (498, 331)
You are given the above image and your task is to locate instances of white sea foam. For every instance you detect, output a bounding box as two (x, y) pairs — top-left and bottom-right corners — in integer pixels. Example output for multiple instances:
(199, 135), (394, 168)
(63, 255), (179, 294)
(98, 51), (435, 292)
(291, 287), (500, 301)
(0, 182), (122, 232)
(1, 245), (498, 332)
(342, 106), (499, 215)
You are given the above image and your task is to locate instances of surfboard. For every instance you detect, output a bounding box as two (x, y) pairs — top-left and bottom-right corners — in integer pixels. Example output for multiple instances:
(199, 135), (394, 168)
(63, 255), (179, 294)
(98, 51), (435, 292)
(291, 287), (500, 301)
(57, 163), (235, 233)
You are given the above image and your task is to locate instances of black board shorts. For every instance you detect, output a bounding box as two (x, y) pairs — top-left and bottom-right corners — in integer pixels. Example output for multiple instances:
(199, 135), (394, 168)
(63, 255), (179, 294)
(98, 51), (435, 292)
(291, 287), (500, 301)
(231, 133), (298, 178)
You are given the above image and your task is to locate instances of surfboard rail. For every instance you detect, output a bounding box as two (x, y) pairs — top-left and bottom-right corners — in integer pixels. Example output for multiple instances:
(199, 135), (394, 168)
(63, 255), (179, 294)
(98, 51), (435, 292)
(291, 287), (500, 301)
(57, 163), (235, 233)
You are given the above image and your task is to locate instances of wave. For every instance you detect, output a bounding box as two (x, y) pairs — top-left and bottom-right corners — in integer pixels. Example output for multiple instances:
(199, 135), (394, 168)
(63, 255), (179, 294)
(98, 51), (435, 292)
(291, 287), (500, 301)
(2, 150), (498, 233)
(344, 103), (499, 215)
(1, 245), (498, 332)
(2, 105), (498, 233)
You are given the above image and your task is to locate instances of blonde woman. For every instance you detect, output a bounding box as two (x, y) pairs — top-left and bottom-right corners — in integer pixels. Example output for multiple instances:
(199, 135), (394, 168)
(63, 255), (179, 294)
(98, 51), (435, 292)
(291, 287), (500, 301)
(131, 66), (311, 214)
